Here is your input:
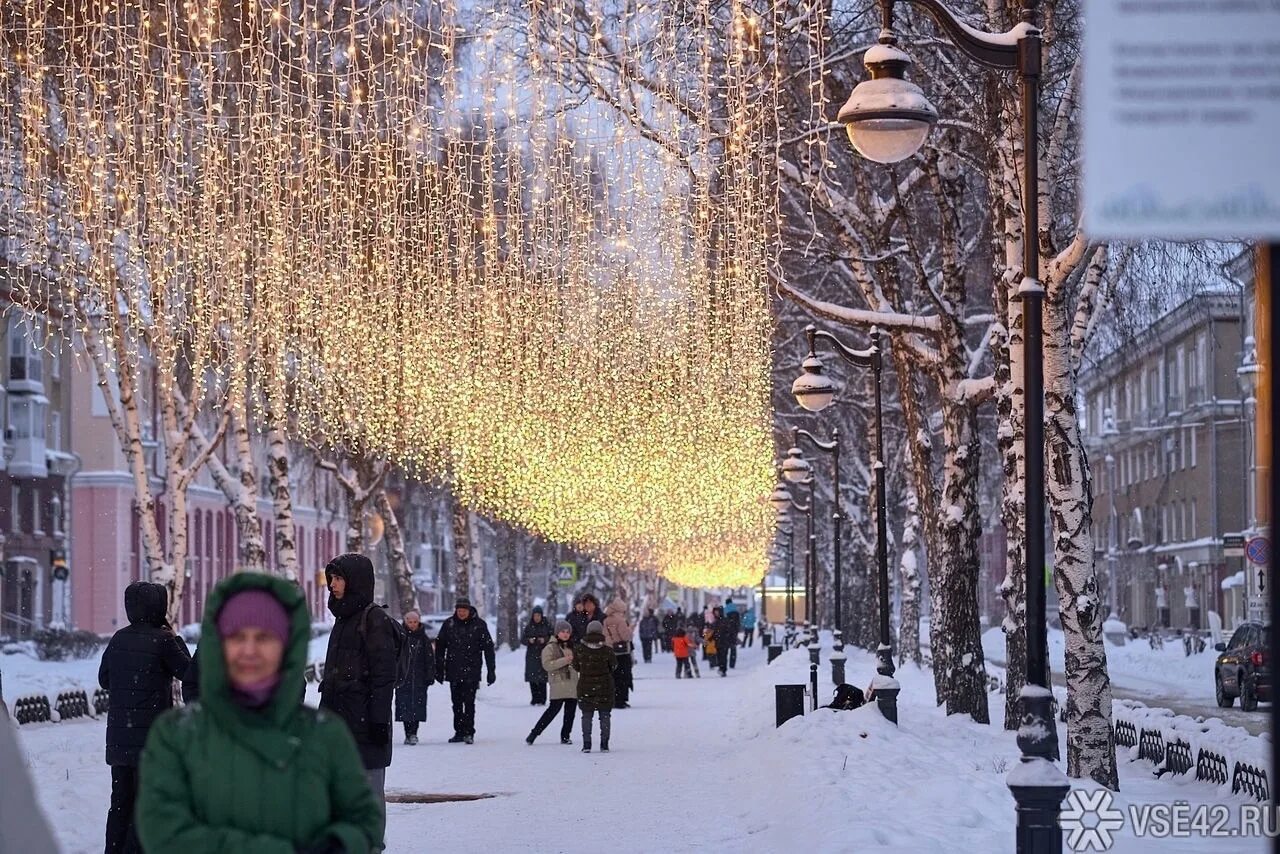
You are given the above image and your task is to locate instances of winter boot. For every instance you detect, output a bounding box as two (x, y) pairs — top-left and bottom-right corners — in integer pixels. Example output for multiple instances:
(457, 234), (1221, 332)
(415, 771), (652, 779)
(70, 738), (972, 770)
(581, 739), (592, 753)
(448, 733), (465, 743)
(526, 733), (537, 745)
(601, 740), (609, 752)
(464, 734), (474, 744)
(561, 736), (573, 745)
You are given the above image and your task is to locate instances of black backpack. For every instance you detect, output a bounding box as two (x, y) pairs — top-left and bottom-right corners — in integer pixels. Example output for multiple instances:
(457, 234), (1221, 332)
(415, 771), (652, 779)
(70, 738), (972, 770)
(359, 604), (412, 689)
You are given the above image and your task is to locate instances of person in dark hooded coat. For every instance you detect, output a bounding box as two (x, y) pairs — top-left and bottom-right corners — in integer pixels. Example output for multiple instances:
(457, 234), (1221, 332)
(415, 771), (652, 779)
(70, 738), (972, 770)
(522, 606), (552, 705)
(573, 620), (616, 753)
(434, 596), (496, 743)
(394, 610), (435, 745)
(319, 552), (399, 845)
(567, 593), (603, 643)
(98, 581), (191, 854)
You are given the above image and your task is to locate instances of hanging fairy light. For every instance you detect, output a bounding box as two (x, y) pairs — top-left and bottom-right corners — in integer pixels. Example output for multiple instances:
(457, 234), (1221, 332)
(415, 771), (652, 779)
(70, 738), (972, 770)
(3, 0), (790, 588)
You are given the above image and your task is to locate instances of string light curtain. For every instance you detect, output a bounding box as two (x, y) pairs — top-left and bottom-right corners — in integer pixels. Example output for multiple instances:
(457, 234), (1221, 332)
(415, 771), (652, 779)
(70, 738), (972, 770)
(2, 0), (786, 587)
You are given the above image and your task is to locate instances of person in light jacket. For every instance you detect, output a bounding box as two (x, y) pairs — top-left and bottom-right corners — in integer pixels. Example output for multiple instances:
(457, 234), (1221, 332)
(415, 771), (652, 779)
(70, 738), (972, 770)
(603, 599), (634, 708)
(526, 620), (580, 745)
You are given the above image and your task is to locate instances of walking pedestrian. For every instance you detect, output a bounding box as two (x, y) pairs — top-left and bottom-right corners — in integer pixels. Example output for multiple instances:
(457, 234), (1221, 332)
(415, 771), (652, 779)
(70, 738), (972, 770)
(523, 606), (552, 705)
(526, 620), (579, 745)
(742, 605), (757, 647)
(395, 610), (435, 745)
(136, 573), (381, 854)
(603, 598), (634, 708)
(567, 593), (603, 642)
(660, 609), (677, 653)
(703, 604), (716, 626)
(573, 620), (616, 753)
(672, 628), (692, 678)
(639, 608), (659, 663)
(318, 553), (399, 849)
(686, 623), (702, 677)
(434, 596), (496, 744)
(99, 581), (191, 854)
(723, 599), (741, 669)
(713, 606), (733, 676)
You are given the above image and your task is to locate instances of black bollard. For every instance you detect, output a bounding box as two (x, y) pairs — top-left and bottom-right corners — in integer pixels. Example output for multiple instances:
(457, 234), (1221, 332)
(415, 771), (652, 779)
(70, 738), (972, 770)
(775, 684), (805, 727)
(767, 644), (783, 664)
(809, 662), (819, 711)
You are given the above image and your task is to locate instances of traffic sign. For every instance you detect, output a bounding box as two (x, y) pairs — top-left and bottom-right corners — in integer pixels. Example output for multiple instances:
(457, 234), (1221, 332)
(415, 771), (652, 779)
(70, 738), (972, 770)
(1224, 533), (1246, 557)
(555, 561), (578, 587)
(1246, 537), (1270, 566)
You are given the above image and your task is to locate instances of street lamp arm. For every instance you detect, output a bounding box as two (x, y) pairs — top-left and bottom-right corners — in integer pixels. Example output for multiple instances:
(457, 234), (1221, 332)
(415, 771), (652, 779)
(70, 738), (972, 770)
(794, 427), (838, 454)
(887, 0), (1032, 70)
(806, 325), (877, 369)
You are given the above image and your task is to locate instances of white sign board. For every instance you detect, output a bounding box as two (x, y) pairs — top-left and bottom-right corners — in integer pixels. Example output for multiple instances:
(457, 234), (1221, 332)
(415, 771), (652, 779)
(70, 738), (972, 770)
(1083, 0), (1280, 239)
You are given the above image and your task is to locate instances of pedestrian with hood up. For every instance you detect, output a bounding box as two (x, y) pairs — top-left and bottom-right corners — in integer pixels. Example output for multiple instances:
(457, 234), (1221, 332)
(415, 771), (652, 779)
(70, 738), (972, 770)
(638, 608), (659, 663)
(319, 553), (399, 845)
(137, 573), (382, 854)
(434, 596), (496, 744)
(525, 619), (579, 745)
(567, 593), (604, 642)
(99, 581), (191, 854)
(573, 620), (616, 752)
(395, 610), (435, 745)
(603, 598), (635, 708)
(523, 606), (552, 705)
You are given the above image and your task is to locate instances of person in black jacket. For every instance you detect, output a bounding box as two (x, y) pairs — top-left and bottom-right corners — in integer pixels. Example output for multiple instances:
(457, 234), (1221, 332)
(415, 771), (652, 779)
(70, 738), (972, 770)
(98, 581), (191, 854)
(639, 608), (659, 662)
(522, 606), (552, 705)
(712, 606), (734, 677)
(434, 596), (496, 744)
(395, 610), (435, 745)
(659, 610), (676, 653)
(319, 553), (398, 848)
(566, 593), (603, 643)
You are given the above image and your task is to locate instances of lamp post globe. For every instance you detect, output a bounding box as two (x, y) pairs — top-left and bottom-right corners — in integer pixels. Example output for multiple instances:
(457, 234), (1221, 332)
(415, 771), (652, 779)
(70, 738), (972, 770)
(781, 447), (812, 484)
(792, 355), (837, 412)
(837, 43), (937, 164)
(768, 483), (792, 513)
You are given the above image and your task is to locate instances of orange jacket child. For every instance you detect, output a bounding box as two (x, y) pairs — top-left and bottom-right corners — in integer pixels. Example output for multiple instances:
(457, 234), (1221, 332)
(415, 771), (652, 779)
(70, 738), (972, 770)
(671, 634), (691, 659)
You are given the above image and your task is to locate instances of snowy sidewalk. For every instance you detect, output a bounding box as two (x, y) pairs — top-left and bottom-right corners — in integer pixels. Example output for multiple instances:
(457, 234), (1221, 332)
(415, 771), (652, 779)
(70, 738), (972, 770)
(11, 641), (1272, 853)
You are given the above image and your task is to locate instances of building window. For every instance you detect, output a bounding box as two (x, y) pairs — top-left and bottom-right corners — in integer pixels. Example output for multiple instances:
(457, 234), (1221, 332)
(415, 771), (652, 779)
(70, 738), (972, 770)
(49, 410), (61, 452)
(1190, 499), (1197, 538)
(7, 315), (43, 387)
(10, 485), (21, 532)
(32, 486), (44, 534)
(1189, 426), (1197, 467)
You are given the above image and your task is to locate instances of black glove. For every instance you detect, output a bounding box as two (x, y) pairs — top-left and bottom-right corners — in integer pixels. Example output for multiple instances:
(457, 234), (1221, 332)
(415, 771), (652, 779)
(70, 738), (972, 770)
(296, 835), (343, 854)
(368, 722), (391, 746)
(486, 671), (496, 686)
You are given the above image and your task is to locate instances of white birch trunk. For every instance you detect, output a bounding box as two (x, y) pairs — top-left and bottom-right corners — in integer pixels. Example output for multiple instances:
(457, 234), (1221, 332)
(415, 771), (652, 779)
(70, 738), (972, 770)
(375, 488), (416, 614)
(266, 418), (298, 582)
(230, 404), (267, 574)
(450, 501), (472, 602)
(897, 479), (923, 667)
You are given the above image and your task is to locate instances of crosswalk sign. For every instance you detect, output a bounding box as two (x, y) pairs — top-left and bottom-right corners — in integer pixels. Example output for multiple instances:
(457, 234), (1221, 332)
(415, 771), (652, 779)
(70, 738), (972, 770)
(555, 562), (578, 587)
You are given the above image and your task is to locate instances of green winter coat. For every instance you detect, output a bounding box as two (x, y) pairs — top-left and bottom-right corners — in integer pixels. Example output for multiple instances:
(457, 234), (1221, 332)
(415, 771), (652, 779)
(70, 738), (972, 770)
(573, 631), (617, 711)
(137, 573), (382, 854)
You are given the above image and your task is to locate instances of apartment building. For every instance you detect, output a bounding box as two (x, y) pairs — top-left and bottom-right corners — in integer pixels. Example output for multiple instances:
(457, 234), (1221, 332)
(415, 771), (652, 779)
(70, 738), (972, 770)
(1081, 291), (1247, 631)
(0, 302), (78, 637)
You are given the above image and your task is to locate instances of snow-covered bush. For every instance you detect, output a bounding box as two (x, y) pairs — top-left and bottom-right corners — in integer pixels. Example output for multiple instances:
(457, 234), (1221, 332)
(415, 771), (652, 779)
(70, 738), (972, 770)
(31, 629), (103, 662)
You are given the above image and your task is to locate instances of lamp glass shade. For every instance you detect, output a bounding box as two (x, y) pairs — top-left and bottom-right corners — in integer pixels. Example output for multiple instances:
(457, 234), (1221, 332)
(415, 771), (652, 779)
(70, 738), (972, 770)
(845, 117), (932, 164)
(768, 484), (792, 510)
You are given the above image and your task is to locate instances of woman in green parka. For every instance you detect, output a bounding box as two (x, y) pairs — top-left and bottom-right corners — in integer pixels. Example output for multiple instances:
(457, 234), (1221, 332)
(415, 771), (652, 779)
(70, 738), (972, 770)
(137, 572), (383, 854)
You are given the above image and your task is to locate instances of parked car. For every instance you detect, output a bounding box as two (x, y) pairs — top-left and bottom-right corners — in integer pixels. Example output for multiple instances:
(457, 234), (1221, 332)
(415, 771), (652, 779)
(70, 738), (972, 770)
(1214, 621), (1270, 711)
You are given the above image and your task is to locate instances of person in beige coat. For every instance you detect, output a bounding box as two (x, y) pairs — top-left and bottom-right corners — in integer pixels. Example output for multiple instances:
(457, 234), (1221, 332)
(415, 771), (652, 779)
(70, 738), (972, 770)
(526, 620), (580, 745)
(603, 599), (635, 708)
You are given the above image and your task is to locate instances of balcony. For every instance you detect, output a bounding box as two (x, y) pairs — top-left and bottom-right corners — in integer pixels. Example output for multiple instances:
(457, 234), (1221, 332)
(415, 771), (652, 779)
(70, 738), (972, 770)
(5, 394), (48, 479)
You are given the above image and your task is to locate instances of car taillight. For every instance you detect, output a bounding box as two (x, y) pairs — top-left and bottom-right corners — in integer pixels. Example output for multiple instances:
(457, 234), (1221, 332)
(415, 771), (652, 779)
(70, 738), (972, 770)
(1251, 650), (1265, 667)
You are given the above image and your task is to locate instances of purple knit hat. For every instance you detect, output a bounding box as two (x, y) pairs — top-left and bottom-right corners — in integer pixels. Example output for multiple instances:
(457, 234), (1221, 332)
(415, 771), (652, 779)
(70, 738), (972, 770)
(217, 589), (290, 645)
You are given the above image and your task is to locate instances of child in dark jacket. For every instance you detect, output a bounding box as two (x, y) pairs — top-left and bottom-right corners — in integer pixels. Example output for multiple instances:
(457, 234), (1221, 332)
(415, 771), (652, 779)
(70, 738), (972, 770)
(671, 629), (692, 679)
(573, 620), (616, 752)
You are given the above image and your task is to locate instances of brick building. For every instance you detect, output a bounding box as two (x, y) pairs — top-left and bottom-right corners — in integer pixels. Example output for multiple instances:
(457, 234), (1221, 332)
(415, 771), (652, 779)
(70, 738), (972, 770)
(1081, 291), (1247, 631)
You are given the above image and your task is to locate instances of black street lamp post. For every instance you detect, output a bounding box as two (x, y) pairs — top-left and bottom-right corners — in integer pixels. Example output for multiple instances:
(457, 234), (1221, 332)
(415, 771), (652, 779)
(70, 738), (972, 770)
(770, 479), (813, 650)
(831, 0), (1067, 848)
(793, 325), (895, 723)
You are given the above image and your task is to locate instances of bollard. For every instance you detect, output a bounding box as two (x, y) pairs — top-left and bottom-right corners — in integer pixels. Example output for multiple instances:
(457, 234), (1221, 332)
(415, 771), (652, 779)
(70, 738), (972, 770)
(872, 674), (900, 725)
(767, 644), (783, 664)
(775, 684), (806, 727)
(808, 644), (821, 666)
(830, 651), (846, 687)
(810, 662), (819, 711)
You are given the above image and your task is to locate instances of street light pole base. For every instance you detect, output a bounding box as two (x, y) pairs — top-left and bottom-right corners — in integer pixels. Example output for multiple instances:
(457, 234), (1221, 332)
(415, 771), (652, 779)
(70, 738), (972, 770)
(1008, 758), (1069, 854)
(871, 674), (899, 724)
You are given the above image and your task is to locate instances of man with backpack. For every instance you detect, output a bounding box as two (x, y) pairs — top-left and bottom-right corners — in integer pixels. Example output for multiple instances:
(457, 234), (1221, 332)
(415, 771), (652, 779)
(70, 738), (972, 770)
(434, 596), (496, 744)
(319, 553), (402, 851)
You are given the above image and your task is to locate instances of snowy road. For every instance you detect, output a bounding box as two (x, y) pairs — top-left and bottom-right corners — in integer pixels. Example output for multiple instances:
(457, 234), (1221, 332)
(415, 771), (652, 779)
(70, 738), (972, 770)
(13, 641), (1271, 853)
